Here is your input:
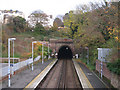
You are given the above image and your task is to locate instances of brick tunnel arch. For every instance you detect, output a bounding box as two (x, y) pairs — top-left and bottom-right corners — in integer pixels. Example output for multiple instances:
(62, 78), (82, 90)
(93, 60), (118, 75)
(57, 45), (73, 60)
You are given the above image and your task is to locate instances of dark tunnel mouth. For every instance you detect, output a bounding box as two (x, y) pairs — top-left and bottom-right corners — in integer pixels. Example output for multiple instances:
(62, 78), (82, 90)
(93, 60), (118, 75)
(57, 45), (73, 60)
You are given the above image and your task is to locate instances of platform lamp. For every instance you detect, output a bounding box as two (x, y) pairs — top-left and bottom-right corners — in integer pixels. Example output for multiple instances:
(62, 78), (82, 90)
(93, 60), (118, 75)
(42, 42), (45, 64)
(12, 40), (15, 75)
(32, 41), (37, 71)
(48, 43), (50, 59)
(8, 38), (16, 87)
(32, 41), (45, 68)
(85, 47), (89, 65)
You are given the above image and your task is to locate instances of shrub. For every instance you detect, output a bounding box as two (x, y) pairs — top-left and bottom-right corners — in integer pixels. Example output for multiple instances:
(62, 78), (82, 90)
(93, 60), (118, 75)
(107, 59), (120, 75)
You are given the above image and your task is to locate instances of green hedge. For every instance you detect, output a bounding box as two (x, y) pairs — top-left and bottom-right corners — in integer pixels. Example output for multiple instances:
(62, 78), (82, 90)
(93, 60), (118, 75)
(107, 59), (120, 75)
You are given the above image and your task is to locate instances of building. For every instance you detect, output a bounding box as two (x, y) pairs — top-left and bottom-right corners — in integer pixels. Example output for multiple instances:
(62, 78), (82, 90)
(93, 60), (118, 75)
(0, 10), (25, 24)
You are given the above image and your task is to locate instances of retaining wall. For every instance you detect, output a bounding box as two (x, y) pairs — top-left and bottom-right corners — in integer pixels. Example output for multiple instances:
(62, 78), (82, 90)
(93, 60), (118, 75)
(96, 59), (120, 89)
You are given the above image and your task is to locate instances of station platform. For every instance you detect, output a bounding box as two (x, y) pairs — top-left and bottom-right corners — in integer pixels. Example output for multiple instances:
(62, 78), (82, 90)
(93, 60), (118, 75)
(2, 59), (54, 89)
(73, 60), (93, 89)
(75, 60), (109, 89)
(24, 59), (57, 89)
(2, 59), (109, 89)
(24, 59), (109, 89)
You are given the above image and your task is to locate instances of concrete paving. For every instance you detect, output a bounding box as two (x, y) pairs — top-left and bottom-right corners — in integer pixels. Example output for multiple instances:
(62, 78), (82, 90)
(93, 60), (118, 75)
(2, 60), (53, 89)
(0, 63), (8, 68)
(77, 61), (109, 89)
(25, 60), (57, 88)
(73, 60), (93, 89)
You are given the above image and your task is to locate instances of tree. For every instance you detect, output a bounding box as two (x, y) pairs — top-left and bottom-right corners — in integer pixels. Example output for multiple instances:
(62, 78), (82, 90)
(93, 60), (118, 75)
(63, 11), (78, 38)
(53, 18), (64, 30)
(61, 1), (119, 65)
(27, 42), (52, 59)
(34, 23), (45, 35)
(13, 16), (26, 33)
(28, 10), (49, 27)
(53, 18), (64, 27)
(73, 1), (119, 47)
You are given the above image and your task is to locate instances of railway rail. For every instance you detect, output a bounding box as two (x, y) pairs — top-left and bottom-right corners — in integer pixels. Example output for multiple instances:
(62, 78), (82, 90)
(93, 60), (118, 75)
(35, 59), (82, 89)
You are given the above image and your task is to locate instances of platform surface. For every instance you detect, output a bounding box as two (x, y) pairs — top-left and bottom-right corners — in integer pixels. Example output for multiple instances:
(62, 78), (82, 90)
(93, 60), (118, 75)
(73, 60), (93, 89)
(24, 59), (57, 88)
(74, 60), (109, 89)
(2, 60), (54, 88)
(78, 61), (108, 88)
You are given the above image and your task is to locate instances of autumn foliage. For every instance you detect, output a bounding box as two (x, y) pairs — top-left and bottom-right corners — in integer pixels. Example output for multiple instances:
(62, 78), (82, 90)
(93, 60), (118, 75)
(63, 1), (119, 65)
(21, 42), (52, 59)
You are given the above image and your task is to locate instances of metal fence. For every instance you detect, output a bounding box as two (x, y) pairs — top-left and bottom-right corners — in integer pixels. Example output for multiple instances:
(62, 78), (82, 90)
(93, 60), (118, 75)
(1, 56), (41, 77)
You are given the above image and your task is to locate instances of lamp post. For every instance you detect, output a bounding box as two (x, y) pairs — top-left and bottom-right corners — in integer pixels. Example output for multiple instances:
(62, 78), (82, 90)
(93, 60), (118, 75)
(87, 48), (89, 64)
(85, 47), (89, 64)
(42, 42), (44, 64)
(48, 44), (50, 59)
(12, 40), (14, 75)
(32, 41), (46, 66)
(32, 41), (37, 71)
(101, 48), (103, 80)
(8, 38), (16, 87)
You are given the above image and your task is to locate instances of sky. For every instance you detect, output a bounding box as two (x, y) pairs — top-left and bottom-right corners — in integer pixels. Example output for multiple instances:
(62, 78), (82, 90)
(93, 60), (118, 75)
(0, 0), (104, 19)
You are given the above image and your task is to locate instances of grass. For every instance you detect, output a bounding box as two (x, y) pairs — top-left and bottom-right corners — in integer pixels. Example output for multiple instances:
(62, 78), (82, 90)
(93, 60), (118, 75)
(76, 58), (95, 71)
(2, 30), (66, 60)
(2, 53), (21, 58)
(87, 63), (95, 71)
(14, 53), (21, 58)
(11, 31), (61, 41)
(2, 53), (8, 57)
(3, 61), (18, 63)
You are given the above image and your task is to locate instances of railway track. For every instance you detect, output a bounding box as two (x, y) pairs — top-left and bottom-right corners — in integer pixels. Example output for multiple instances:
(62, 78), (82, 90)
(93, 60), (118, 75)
(35, 59), (82, 89)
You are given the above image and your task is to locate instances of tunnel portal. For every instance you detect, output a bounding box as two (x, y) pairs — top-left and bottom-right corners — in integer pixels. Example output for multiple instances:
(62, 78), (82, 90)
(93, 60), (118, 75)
(57, 45), (73, 60)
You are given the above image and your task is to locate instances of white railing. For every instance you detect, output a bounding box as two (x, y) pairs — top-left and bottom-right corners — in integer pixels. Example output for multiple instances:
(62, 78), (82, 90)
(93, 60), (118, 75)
(0, 56), (41, 77)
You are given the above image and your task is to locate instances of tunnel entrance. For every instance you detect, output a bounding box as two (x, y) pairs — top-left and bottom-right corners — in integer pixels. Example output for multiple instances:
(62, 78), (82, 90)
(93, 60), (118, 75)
(57, 45), (73, 60)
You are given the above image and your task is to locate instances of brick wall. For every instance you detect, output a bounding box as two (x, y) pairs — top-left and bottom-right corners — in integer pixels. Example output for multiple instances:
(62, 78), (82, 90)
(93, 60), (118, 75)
(111, 72), (120, 89)
(96, 60), (120, 89)
(96, 60), (111, 80)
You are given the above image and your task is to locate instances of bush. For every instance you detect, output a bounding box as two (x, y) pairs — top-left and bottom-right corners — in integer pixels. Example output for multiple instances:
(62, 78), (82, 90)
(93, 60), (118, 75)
(107, 59), (120, 75)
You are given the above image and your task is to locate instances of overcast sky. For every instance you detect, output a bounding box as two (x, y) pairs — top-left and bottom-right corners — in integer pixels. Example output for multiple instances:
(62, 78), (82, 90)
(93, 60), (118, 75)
(0, 0), (105, 19)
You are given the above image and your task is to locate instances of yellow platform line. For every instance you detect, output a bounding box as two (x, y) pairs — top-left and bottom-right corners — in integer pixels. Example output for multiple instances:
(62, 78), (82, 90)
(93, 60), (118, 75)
(24, 60), (57, 89)
(73, 60), (94, 90)
(75, 59), (109, 89)
(79, 65), (94, 89)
